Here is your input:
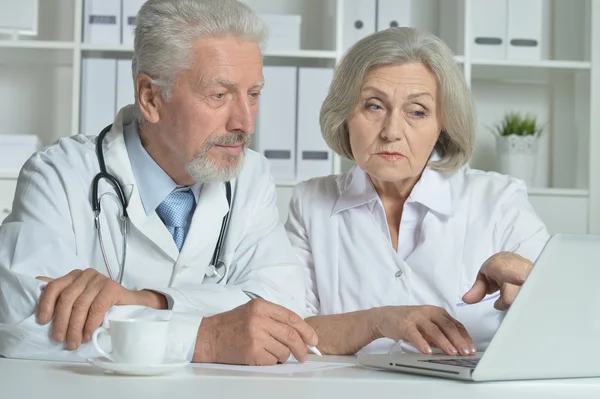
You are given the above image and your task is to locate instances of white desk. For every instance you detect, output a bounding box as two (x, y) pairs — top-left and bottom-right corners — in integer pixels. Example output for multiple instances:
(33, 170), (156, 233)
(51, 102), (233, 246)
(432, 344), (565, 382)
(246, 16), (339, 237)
(1, 355), (600, 399)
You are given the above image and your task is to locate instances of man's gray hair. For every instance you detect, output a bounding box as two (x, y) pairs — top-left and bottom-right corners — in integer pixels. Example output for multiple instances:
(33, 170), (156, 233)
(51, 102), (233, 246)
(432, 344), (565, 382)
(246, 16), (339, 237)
(320, 27), (475, 174)
(132, 0), (267, 119)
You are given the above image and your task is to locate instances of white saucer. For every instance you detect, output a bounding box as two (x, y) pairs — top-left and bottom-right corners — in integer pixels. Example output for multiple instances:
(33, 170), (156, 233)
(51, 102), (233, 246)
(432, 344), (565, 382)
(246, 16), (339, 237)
(87, 357), (188, 376)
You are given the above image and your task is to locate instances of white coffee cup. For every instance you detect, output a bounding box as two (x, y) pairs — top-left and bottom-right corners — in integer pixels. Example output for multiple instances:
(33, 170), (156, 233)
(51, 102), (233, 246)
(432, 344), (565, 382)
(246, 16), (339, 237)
(92, 319), (170, 365)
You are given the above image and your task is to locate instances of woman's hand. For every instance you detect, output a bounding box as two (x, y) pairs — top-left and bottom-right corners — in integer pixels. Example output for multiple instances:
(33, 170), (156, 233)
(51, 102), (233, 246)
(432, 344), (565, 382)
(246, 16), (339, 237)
(462, 252), (533, 310)
(372, 305), (476, 356)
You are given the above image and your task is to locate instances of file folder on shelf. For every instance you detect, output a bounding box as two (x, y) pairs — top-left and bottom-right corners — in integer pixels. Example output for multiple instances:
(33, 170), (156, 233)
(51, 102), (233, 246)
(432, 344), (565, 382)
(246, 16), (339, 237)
(80, 58), (117, 136)
(296, 67), (334, 180)
(122, 0), (147, 46)
(116, 59), (134, 112)
(470, 0), (507, 59)
(506, 0), (550, 60)
(83, 0), (121, 44)
(376, 0), (437, 33)
(342, 0), (376, 52)
(256, 66), (297, 181)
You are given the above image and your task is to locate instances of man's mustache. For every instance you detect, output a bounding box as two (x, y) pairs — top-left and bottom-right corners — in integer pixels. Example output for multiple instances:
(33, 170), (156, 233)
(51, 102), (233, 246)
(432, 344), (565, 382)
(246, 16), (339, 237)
(208, 132), (251, 147)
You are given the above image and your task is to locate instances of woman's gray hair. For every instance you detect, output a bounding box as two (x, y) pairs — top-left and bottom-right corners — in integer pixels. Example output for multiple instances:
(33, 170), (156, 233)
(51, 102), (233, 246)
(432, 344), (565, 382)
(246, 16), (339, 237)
(132, 0), (267, 120)
(320, 27), (474, 174)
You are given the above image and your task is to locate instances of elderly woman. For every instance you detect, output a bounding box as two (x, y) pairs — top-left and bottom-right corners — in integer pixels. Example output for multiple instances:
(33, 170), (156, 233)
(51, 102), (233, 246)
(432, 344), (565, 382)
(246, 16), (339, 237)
(285, 27), (549, 357)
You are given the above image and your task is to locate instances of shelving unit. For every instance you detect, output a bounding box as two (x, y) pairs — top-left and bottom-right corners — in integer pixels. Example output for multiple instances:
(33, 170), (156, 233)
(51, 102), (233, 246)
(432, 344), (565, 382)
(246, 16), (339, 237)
(0, 0), (598, 235)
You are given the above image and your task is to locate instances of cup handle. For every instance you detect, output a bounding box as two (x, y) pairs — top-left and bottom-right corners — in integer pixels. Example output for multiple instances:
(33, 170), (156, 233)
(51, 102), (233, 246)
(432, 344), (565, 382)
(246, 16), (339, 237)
(92, 326), (114, 361)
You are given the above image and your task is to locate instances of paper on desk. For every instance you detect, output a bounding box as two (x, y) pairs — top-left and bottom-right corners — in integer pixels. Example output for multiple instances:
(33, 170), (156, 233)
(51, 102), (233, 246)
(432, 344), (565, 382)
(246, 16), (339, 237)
(190, 360), (352, 374)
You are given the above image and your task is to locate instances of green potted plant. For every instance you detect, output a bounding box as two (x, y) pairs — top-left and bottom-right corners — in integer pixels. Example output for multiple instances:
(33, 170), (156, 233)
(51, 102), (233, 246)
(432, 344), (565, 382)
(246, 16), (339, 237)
(490, 112), (544, 187)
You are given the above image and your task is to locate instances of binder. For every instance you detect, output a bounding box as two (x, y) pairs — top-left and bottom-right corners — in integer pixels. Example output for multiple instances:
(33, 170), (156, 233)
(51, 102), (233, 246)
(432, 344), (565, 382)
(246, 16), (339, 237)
(342, 0), (376, 52)
(116, 59), (135, 113)
(296, 68), (334, 180)
(258, 14), (301, 51)
(80, 58), (117, 136)
(506, 0), (550, 60)
(256, 66), (297, 180)
(83, 0), (121, 44)
(121, 0), (147, 46)
(470, 0), (507, 59)
(376, 0), (437, 33)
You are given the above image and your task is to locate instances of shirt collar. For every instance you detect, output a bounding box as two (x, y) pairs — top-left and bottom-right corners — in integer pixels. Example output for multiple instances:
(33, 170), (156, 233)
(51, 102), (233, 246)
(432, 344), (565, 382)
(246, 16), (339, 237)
(332, 151), (454, 217)
(123, 120), (202, 215)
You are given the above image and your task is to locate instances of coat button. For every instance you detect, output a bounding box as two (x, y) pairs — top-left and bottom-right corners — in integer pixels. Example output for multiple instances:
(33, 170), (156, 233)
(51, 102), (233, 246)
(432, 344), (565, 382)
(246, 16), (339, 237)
(395, 270), (403, 278)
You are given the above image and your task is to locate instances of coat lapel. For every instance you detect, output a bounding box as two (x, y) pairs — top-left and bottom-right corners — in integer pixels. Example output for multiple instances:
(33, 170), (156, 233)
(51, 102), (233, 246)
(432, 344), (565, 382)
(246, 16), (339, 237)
(101, 106), (179, 262)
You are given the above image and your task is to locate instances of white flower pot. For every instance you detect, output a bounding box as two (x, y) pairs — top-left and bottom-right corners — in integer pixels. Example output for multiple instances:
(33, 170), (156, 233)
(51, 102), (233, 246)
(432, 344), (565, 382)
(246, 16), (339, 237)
(496, 135), (539, 187)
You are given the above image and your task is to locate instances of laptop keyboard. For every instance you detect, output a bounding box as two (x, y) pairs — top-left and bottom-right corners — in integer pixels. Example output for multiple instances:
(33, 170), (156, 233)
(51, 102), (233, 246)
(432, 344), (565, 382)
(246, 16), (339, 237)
(420, 357), (480, 368)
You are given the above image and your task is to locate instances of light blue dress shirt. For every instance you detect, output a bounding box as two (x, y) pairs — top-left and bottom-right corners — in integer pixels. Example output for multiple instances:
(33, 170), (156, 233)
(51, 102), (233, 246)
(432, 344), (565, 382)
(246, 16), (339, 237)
(123, 121), (202, 216)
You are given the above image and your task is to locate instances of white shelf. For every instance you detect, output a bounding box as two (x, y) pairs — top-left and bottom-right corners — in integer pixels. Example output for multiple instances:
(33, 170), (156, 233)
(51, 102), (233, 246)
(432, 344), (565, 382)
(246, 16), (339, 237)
(275, 179), (300, 187)
(261, 49), (338, 59)
(80, 43), (132, 52)
(471, 59), (591, 70)
(528, 187), (589, 197)
(0, 40), (75, 50)
(0, 172), (19, 180)
(79, 44), (339, 60)
(0, 0), (598, 234)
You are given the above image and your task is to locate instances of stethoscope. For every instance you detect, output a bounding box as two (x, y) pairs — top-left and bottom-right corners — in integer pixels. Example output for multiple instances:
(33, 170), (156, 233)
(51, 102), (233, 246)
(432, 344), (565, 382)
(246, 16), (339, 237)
(92, 124), (232, 285)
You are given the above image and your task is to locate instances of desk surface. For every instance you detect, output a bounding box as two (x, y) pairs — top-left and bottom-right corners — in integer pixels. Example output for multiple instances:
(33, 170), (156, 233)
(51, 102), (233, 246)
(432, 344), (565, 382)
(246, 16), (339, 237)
(2, 355), (600, 399)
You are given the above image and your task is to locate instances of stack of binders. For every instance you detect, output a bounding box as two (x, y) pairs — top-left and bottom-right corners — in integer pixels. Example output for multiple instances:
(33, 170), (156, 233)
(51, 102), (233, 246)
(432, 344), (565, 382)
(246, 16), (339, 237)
(256, 67), (334, 182)
(470, 0), (550, 60)
(80, 1), (145, 135)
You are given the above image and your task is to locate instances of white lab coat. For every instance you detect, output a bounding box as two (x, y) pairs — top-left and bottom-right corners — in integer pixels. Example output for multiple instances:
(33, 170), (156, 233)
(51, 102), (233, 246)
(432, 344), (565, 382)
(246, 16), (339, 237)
(285, 163), (550, 353)
(0, 106), (306, 361)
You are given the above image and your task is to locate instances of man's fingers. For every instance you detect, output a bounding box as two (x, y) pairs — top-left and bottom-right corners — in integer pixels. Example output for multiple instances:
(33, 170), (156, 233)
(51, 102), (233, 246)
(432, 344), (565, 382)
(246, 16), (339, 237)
(37, 270), (82, 325)
(65, 277), (106, 349)
(82, 280), (121, 341)
(265, 319), (308, 362)
(36, 276), (53, 283)
(51, 274), (92, 343)
(260, 300), (318, 346)
(264, 337), (293, 364)
(461, 275), (488, 304)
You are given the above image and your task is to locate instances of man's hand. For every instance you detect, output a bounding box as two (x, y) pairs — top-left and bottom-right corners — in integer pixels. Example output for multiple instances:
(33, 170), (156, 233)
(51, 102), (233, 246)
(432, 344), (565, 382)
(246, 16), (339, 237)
(36, 268), (167, 350)
(462, 252), (533, 310)
(193, 298), (318, 365)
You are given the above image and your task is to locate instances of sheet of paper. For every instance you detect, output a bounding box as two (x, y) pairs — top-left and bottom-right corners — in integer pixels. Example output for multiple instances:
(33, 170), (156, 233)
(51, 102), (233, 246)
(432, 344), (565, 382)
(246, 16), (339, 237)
(190, 361), (353, 375)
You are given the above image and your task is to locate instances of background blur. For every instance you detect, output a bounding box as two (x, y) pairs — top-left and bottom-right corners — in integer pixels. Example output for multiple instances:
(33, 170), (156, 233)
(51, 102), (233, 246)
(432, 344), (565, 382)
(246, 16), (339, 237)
(0, 0), (597, 235)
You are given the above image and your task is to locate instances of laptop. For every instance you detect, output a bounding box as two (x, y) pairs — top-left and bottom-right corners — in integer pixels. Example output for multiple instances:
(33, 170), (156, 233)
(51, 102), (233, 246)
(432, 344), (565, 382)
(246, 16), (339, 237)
(358, 233), (600, 381)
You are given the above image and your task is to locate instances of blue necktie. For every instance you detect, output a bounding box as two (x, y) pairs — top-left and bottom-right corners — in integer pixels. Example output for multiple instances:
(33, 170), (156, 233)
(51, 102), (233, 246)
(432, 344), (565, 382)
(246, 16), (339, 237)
(156, 189), (195, 251)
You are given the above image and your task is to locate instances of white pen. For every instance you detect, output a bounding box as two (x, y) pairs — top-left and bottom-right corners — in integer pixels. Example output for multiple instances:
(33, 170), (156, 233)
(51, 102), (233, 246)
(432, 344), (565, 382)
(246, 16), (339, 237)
(306, 344), (322, 357)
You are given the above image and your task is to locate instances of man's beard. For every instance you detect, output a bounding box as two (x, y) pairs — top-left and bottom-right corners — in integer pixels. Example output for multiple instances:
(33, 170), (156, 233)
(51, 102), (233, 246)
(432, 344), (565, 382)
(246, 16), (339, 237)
(185, 132), (251, 182)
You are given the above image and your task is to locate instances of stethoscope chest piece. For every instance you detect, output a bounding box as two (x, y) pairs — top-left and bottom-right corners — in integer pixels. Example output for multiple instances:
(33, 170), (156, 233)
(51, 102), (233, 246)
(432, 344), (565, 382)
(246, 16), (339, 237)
(204, 260), (227, 284)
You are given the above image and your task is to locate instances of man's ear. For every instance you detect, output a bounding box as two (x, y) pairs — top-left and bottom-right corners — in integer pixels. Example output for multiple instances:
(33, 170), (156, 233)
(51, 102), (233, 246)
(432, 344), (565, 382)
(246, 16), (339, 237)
(136, 74), (162, 124)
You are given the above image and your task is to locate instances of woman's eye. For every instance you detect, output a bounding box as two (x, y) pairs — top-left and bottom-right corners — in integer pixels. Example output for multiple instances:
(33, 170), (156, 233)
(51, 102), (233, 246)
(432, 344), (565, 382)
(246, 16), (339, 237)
(367, 103), (382, 111)
(411, 110), (426, 117)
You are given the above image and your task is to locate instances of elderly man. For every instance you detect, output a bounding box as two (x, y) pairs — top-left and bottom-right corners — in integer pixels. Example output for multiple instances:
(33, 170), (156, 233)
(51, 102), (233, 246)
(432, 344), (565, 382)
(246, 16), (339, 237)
(0, 0), (316, 366)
